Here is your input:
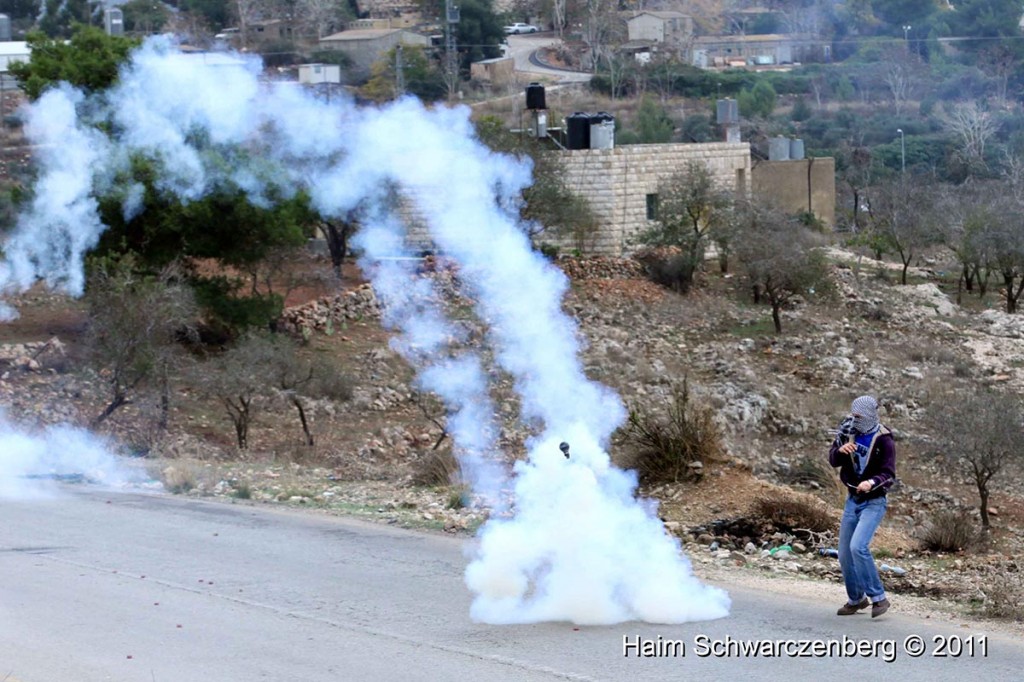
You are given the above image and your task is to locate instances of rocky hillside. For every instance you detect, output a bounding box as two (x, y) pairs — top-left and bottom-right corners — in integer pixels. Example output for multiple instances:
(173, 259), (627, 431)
(2, 247), (1023, 622)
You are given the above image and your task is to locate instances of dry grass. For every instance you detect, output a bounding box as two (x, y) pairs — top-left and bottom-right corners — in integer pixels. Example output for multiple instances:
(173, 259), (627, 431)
(781, 455), (848, 507)
(749, 489), (836, 534)
(978, 573), (1024, 621)
(920, 509), (983, 552)
(621, 379), (725, 484)
(157, 463), (200, 494)
(411, 447), (463, 488)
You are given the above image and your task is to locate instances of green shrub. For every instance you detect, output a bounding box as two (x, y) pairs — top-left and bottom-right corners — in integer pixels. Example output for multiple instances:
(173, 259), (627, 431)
(790, 96), (812, 122)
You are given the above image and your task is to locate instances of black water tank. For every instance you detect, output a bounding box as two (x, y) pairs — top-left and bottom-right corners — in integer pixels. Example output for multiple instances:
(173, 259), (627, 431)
(566, 112), (591, 150)
(525, 82), (546, 110)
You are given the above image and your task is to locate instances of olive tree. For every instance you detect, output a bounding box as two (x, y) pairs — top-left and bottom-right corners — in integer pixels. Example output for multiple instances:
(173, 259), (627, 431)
(200, 332), (353, 449)
(732, 201), (833, 334)
(636, 162), (734, 292)
(863, 176), (940, 285)
(937, 390), (1024, 530)
(84, 255), (198, 429)
(261, 335), (354, 446)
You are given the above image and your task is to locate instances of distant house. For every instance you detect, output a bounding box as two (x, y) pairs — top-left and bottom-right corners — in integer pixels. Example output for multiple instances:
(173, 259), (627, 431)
(626, 11), (693, 57)
(347, 15), (419, 31)
(470, 57), (514, 85)
(246, 19), (295, 46)
(318, 29), (430, 82)
(691, 34), (824, 68)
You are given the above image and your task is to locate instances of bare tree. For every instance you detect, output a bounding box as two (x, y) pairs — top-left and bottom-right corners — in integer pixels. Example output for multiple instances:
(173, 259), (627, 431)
(234, 0), (268, 49)
(583, 0), (622, 72)
(978, 45), (1016, 106)
(837, 143), (874, 232)
(864, 176), (940, 285)
(943, 101), (997, 173)
(777, 0), (832, 35)
(937, 390), (1024, 530)
(602, 51), (632, 100)
(808, 70), (828, 109)
(882, 53), (918, 116)
(984, 196), (1024, 314)
(731, 200), (833, 333)
(201, 331), (353, 449)
(411, 390), (449, 451)
(263, 334), (354, 446)
(85, 257), (198, 429)
(319, 216), (357, 279)
(936, 182), (994, 302)
(201, 332), (275, 449)
(296, 0), (350, 40)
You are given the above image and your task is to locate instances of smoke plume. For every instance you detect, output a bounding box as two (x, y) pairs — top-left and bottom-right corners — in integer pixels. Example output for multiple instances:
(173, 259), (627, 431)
(0, 410), (147, 499)
(0, 37), (729, 624)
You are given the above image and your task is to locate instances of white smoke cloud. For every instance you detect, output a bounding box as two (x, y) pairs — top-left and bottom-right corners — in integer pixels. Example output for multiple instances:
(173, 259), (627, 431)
(0, 37), (729, 624)
(0, 411), (149, 499)
(0, 84), (112, 320)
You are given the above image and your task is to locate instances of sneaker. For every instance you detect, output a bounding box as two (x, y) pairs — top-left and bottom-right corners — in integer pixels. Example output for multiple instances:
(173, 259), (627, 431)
(837, 597), (870, 615)
(871, 598), (891, 618)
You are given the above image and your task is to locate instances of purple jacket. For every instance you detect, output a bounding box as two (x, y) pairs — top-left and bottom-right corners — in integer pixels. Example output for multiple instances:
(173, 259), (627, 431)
(829, 426), (896, 500)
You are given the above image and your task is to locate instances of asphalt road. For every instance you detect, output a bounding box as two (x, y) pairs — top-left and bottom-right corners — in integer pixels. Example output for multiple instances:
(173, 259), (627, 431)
(2, 486), (1022, 681)
(504, 34), (592, 84)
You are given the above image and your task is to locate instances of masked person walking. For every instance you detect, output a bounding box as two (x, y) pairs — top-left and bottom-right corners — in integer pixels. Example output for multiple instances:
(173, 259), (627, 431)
(829, 395), (896, 618)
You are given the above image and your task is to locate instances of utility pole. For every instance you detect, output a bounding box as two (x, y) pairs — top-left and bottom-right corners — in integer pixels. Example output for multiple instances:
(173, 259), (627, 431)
(395, 44), (405, 96)
(444, 0), (460, 102)
(897, 128), (905, 173)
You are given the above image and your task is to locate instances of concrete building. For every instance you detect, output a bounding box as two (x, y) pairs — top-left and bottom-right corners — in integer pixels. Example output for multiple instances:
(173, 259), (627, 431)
(752, 157), (836, 227)
(691, 33), (824, 68)
(318, 29), (430, 82)
(624, 11), (694, 61)
(470, 57), (515, 85)
(299, 63), (342, 85)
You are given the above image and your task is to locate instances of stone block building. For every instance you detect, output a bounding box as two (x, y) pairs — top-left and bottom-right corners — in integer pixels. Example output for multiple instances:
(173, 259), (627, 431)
(551, 143), (752, 256)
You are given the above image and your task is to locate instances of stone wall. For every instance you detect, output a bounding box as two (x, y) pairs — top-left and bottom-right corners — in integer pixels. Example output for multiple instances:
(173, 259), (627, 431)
(751, 157), (836, 228)
(551, 142), (752, 256)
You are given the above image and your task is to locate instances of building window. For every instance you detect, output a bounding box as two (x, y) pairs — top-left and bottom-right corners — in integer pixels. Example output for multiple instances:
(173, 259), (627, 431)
(646, 193), (659, 220)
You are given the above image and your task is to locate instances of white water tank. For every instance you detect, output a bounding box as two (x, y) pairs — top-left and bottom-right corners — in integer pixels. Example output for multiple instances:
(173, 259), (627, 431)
(590, 112), (615, 150)
(768, 136), (790, 160)
(790, 138), (805, 160)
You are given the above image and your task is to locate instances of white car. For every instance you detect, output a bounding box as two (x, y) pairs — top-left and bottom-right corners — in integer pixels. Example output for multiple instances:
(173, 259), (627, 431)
(503, 23), (539, 34)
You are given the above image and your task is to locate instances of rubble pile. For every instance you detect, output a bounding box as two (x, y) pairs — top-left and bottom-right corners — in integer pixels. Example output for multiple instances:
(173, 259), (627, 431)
(279, 284), (381, 334)
(556, 255), (647, 280)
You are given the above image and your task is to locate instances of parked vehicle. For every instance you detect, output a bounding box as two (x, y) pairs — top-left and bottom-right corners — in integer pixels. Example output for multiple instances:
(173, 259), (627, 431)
(503, 23), (539, 34)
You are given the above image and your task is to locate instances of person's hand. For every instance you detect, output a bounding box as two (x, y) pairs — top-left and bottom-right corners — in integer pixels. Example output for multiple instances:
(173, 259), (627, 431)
(856, 481), (873, 493)
(838, 442), (857, 455)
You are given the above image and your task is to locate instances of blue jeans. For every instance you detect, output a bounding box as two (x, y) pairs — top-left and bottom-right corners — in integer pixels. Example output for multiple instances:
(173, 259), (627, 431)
(838, 495), (888, 604)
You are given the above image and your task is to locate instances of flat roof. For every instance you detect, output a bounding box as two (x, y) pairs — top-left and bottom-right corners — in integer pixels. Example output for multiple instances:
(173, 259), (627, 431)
(0, 41), (30, 57)
(632, 11), (689, 20)
(320, 29), (404, 41)
(694, 33), (814, 44)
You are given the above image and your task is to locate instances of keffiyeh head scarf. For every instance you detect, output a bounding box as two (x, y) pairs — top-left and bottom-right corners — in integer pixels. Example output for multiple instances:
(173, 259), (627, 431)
(850, 395), (879, 435)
